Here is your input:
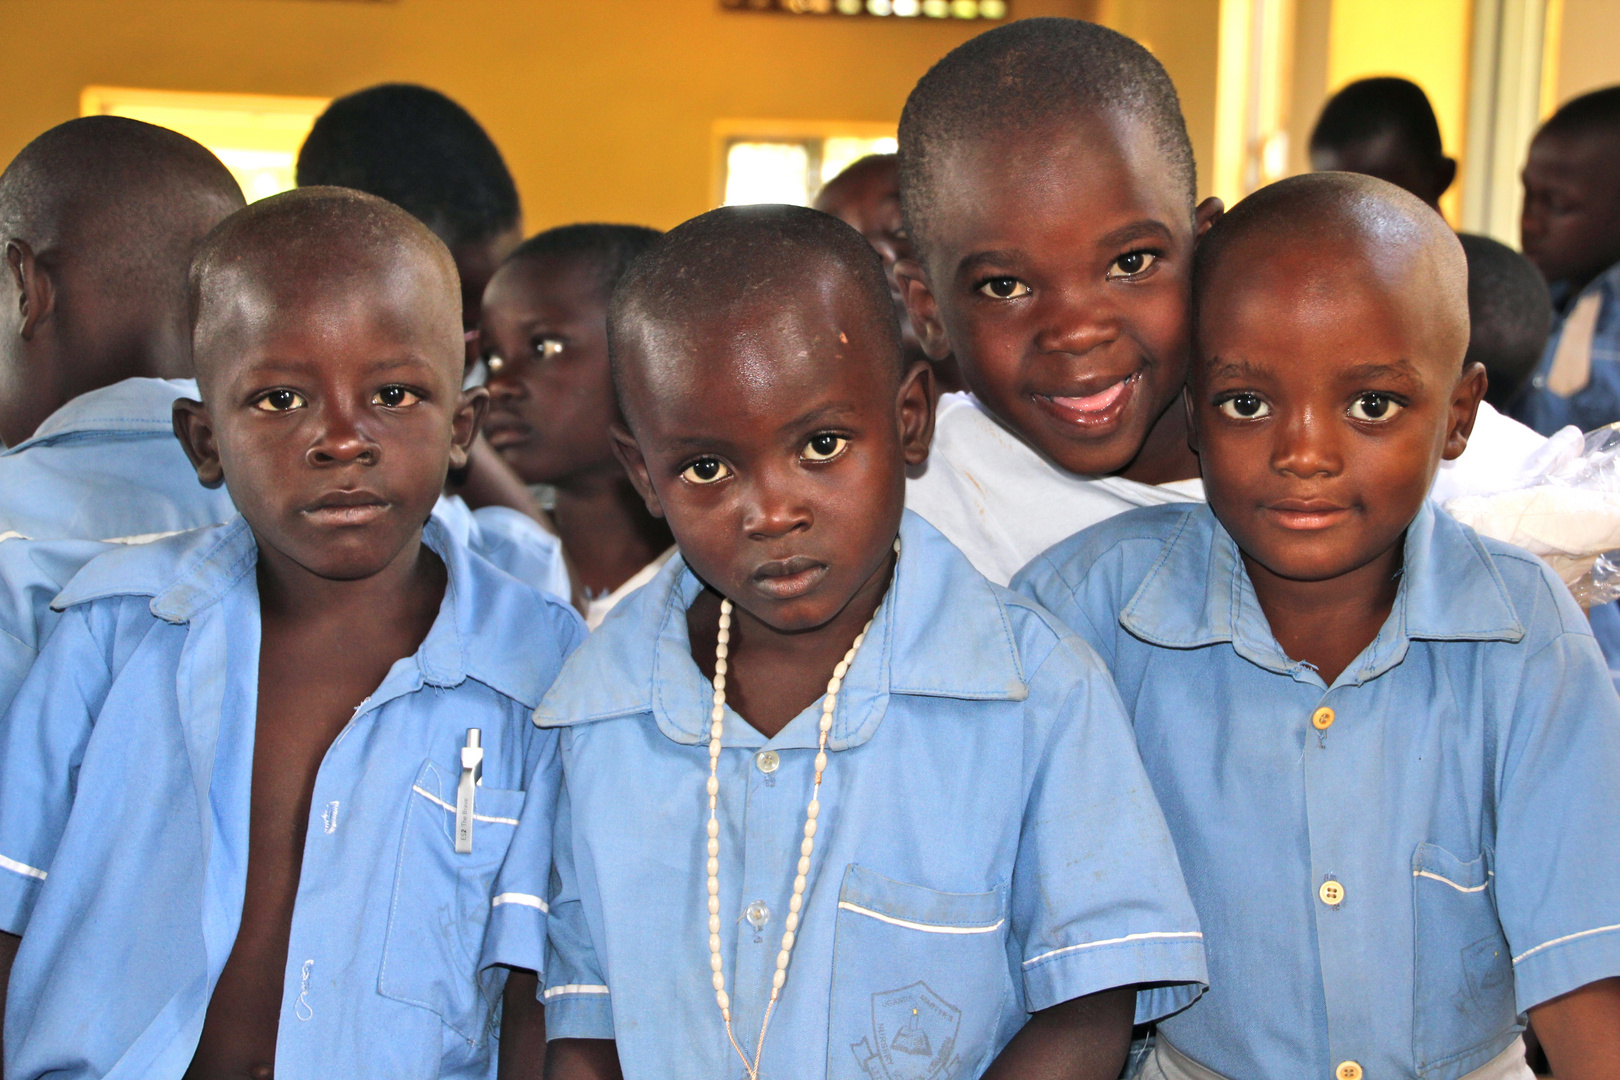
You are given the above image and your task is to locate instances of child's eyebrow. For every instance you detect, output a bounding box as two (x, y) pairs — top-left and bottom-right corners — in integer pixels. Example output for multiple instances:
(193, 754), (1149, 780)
(1338, 360), (1423, 384)
(1095, 219), (1176, 250)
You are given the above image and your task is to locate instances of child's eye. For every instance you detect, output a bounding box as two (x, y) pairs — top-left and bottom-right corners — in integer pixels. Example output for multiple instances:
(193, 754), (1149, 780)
(533, 337), (565, 360)
(1216, 393), (1271, 420)
(681, 458), (732, 485)
(252, 389), (306, 412)
(1106, 251), (1160, 279)
(802, 433), (849, 462)
(976, 277), (1030, 300)
(1347, 393), (1403, 422)
(373, 385), (422, 408)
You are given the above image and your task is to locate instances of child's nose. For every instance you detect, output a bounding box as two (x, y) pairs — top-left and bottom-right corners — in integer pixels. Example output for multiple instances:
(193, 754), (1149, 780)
(1272, 408), (1340, 478)
(1033, 283), (1118, 355)
(740, 472), (811, 539)
(307, 405), (379, 467)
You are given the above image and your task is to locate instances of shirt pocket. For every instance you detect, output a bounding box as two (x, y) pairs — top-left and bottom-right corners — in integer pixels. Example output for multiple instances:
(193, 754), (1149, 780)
(379, 758), (527, 1042)
(1411, 842), (1519, 1078)
(827, 864), (1012, 1080)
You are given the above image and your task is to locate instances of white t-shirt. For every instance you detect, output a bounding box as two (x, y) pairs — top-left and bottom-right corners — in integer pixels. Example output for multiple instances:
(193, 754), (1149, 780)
(906, 392), (1560, 586)
(584, 547), (677, 630)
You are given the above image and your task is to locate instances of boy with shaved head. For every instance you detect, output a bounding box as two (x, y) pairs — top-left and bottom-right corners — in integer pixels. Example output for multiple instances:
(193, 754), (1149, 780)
(0, 188), (582, 1079)
(0, 115), (243, 540)
(1018, 173), (1620, 1080)
(498, 204), (1204, 1080)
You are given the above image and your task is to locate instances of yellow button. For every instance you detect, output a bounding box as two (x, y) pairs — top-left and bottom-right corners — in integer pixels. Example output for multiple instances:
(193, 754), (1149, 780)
(1319, 880), (1345, 906)
(1312, 707), (1335, 730)
(1336, 1061), (1363, 1080)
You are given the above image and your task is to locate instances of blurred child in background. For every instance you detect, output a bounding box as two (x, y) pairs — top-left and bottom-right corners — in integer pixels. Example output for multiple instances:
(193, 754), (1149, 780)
(480, 225), (673, 627)
(814, 154), (964, 394)
(1309, 77), (1457, 211)
(1515, 85), (1620, 435)
(1459, 233), (1552, 412)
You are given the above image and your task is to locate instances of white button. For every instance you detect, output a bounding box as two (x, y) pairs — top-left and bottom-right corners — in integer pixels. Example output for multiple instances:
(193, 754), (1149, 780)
(755, 750), (780, 773)
(1336, 1061), (1363, 1080)
(745, 900), (771, 929)
(1319, 880), (1345, 906)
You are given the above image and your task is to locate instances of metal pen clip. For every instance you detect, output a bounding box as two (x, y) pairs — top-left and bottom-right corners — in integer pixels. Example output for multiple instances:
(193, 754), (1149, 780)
(455, 728), (483, 854)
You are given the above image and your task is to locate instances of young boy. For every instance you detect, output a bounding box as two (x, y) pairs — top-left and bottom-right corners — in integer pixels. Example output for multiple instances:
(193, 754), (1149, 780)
(894, 18), (1548, 586)
(0, 188), (583, 1079)
(485, 205), (1206, 1080)
(1515, 85), (1620, 435)
(1016, 173), (1620, 1080)
(480, 224), (673, 627)
(0, 116), (244, 539)
(813, 154), (964, 394)
(1309, 77), (1457, 211)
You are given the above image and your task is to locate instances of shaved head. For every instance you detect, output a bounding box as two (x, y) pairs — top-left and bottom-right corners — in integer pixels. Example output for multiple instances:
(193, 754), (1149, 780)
(0, 116), (244, 444)
(1195, 171), (1469, 362)
(189, 186), (463, 392)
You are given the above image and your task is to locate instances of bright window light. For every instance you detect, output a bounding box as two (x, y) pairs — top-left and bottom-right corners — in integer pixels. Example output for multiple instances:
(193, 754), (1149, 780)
(724, 142), (813, 206)
(81, 87), (331, 204)
(820, 136), (898, 185)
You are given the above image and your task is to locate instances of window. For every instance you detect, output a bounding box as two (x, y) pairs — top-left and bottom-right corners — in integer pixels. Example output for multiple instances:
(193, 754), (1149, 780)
(716, 122), (898, 207)
(80, 87), (331, 203)
(720, 0), (1007, 19)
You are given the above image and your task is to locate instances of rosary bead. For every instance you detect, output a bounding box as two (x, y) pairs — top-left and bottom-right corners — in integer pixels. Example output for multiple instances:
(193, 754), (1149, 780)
(710, 953), (723, 972)
(707, 857), (719, 876)
(800, 838), (813, 857)
(710, 933), (721, 952)
(789, 893), (802, 913)
(717, 989), (730, 1011)
(712, 689), (725, 707)
(785, 910), (799, 932)
(772, 969), (786, 990)
(713, 973), (725, 992)
(707, 838), (719, 856)
(715, 657), (727, 675)
(708, 877), (720, 896)
(804, 819), (817, 838)
(707, 818), (720, 837)
(707, 777), (719, 795)
(793, 873), (807, 894)
(776, 951), (790, 971)
(815, 751), (828, 772)
(780, 930), (795, 952)
(834, 659), (849, 679)
(709, 895), (720, 914)
(710, 914), (721, 933)
(796, 856), (810, 876)
(806, 800), (819, 819)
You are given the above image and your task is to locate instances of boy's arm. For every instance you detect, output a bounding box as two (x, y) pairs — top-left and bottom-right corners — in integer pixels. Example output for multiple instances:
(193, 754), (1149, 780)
(1, 927), (17, 1067)
(498, 969), (545, 1080)
(544, 1040), (622, 1080)
(981, 986), (1134, 1080)
(1528, 977), (1620, 1080)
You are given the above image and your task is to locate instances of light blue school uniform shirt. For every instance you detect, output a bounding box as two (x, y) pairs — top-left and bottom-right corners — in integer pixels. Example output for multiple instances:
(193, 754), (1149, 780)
(491, 510), (1207, 1080)
(1014, 501), (1620, 1080)
(0, 515), (584, 1080)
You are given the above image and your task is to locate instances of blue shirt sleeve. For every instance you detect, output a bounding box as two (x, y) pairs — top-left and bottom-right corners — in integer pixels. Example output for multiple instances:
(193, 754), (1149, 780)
(540, 773), (615, 1041)
(1011, 631), (1207, 1022)
(1492, 624), (1620, 1011)
(480, 729), (562, 981)
(0, 606), (112, 933)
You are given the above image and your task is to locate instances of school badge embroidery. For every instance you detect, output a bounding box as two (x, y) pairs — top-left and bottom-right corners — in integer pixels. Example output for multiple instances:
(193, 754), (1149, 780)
(851, 982), (963, 1080)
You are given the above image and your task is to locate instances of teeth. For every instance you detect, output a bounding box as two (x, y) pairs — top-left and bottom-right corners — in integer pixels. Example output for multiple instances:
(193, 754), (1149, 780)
(1051, 378), (1129, 413)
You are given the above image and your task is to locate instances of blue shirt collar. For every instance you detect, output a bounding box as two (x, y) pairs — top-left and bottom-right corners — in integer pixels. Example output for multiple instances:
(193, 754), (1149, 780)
(1549, 258), (1620, 311)
(53, 512), (563, 709)
(535, 509), (1029, 749)
(3, 377), (199, 453)
(1119, 502), (1525, 686)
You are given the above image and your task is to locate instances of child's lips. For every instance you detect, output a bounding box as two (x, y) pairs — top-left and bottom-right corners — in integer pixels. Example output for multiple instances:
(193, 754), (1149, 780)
(1264, 499), (1350, 530)
(304, 492), (389, 527)
(1033, 373), (1140, 431)
(752, 556), (828, 600)
(484, 420), (534, 449)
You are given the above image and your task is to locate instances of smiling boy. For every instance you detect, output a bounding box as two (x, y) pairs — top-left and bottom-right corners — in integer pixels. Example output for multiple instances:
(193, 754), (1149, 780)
(1017, 174), (1620, 1080)
(488, 205), (1205, 1080)
(0, 188), (582, 1079)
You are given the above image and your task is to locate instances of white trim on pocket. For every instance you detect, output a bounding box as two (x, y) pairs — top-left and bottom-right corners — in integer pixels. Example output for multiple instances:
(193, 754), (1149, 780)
(1513, 923), (1620, 965)
(1413, 869), (1492, 893)
(0, 852), (45, 881)
(836, 900), (1005, 935)
(492, 892), (548, 912)
(410, 784), (521, 825)
(1023, 930), (1204, 968)
(543, 983), (610, 1000)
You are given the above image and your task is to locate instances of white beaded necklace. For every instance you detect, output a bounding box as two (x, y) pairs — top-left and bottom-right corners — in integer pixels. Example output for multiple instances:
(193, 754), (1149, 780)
(704, 538), (897, 1080)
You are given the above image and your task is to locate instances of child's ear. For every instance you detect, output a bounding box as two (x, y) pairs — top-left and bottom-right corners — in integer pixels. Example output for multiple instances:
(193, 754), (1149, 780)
(5, 239), (54, 341)
(172, 397), (226, 489)
(896, 358), (935, 467)
(1193, 197), (1225, 242)
(610, 422), (665, 519)
(448, 386), (490, 471)
(1443, 361), (1488, 461)
(893, 258), (952, 362)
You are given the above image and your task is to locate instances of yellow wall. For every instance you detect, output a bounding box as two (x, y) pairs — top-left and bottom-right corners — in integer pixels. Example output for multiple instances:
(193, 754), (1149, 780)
(1325, 0), (1472, 222)
(1554, 0), (1620, 106)
(0, 0), (1225, 234)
